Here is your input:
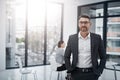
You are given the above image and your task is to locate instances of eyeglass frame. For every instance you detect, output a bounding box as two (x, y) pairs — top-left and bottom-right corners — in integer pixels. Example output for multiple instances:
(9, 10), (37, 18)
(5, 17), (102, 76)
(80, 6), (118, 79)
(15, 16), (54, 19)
(79, 21), (90, 25)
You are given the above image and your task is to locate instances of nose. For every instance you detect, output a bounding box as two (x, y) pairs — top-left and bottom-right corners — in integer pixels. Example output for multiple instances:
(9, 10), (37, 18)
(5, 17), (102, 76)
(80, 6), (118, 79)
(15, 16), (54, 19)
(81, 23), (86, 26)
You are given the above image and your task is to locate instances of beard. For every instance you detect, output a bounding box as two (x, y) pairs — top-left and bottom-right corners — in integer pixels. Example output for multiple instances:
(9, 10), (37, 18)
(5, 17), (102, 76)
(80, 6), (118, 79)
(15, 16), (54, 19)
(80, 26), (88, 32)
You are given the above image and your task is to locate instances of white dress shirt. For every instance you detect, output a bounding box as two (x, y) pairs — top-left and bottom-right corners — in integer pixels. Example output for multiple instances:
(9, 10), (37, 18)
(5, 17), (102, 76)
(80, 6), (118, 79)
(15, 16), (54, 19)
(76, 32), (92, 68)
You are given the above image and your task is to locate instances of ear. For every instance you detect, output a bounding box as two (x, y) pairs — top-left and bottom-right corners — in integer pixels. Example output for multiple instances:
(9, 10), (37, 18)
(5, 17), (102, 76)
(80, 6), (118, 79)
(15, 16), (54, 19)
(90, 22), (92, 26)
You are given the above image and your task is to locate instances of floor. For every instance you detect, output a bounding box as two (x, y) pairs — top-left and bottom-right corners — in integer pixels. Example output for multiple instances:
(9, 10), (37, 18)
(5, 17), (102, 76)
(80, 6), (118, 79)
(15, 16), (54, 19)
(0, 64), (120, 80)
(0, 65), (66, 80)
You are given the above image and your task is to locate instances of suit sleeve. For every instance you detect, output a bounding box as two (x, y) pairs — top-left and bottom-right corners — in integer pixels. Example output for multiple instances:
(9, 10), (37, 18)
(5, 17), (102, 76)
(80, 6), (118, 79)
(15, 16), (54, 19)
(64, 36), (73, 73)
(98, 35), (107, 74)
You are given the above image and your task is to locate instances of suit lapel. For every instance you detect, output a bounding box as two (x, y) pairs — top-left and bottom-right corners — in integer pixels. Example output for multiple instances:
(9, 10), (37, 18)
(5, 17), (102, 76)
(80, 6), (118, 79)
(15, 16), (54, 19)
(73, 34), (79, 67)
(74, 34), (79, 53)
(90, 33), (95, 58)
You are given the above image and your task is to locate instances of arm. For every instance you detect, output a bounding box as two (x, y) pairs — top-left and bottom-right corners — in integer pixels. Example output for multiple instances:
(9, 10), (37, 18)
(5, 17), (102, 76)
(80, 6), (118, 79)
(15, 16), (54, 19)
(64, 36), (73, 73)
(98, 35), (107, 74)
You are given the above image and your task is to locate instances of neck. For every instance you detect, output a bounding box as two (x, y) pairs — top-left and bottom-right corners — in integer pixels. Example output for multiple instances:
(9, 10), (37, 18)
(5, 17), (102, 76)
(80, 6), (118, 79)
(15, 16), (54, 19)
(80, 31), (89, 38)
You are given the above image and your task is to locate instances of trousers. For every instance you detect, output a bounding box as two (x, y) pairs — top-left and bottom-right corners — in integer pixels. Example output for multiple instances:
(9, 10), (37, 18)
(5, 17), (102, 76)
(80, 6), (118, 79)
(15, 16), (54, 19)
(71, 68), (99, 80)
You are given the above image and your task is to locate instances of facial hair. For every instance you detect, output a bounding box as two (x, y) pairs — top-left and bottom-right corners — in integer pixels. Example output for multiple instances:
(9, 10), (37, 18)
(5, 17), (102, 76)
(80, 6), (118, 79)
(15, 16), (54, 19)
(80, 26), (88, 32)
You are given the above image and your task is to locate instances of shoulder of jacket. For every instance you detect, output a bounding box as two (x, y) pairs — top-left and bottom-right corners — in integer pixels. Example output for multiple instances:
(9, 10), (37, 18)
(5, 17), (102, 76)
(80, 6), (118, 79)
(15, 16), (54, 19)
(91, 32), (101, 38)
(69, 33), (78, 38)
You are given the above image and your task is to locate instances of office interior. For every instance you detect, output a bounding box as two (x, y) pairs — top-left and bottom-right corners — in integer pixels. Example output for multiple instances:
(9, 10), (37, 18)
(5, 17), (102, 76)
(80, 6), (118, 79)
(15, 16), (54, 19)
(0, 0), (120, 80)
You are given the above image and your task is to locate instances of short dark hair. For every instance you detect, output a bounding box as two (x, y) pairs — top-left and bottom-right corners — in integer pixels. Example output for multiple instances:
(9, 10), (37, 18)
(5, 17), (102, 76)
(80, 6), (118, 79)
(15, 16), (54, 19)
(78, 14), (90, 20)
(58, 41), (64, 48)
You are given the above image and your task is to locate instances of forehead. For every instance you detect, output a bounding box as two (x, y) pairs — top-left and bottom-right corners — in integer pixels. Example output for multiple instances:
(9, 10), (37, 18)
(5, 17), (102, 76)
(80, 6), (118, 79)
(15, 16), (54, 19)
(79, 17), (90, 21)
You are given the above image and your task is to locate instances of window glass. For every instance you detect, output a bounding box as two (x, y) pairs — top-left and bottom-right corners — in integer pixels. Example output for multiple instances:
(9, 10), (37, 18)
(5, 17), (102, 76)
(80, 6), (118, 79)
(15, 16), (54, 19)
(107, 17), (120, 55)
(6, 0), (63, 68)
(108, 2), (120, 16)
(6, 0), (26, 68)
(80, 4), (103, 17)
(91, 18), (103, 38)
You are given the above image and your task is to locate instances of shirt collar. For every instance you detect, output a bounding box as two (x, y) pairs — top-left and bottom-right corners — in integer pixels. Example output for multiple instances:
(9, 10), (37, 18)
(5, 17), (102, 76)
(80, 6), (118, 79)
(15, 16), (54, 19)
(78, 32), (90, 39)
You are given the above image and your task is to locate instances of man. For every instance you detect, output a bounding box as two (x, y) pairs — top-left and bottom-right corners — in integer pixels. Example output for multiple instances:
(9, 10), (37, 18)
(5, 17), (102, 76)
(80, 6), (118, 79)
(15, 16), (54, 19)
(64, 15), (106, 80)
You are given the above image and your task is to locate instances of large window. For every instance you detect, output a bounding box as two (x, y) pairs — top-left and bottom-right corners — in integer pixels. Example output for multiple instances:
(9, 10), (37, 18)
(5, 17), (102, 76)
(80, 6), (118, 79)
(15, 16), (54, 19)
(106, 1), (120, 63)
(78, 1), (120, 64)
(6, 0), (63, 68)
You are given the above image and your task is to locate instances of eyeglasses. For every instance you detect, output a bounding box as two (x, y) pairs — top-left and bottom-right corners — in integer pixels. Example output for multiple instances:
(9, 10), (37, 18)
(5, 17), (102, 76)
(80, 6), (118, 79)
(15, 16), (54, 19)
(79, 21), (90, 24)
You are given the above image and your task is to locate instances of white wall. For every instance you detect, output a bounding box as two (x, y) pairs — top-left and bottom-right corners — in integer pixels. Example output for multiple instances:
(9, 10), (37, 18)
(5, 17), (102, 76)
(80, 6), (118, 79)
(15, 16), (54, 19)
(63, 1), (78, 43)
(0, 0), (6, 71)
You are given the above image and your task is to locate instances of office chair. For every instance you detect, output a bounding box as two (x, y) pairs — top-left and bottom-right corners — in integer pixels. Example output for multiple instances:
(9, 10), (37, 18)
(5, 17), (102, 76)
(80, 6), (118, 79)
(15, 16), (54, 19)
(49, 52), (65, 80)
(17, 56), (38, 80)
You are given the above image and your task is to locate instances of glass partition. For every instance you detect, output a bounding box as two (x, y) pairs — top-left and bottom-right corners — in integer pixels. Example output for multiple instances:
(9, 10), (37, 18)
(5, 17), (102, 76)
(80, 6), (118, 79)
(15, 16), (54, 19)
(80, 4), (104, 17)
(107, 17), (120, 63)
(6, 0), (26, 68)
(108, 2), (120, 16)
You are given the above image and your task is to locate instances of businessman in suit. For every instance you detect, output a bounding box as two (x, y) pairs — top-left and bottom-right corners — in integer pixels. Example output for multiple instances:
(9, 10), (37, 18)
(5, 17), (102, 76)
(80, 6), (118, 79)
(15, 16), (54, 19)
(64, 15), (106, 80)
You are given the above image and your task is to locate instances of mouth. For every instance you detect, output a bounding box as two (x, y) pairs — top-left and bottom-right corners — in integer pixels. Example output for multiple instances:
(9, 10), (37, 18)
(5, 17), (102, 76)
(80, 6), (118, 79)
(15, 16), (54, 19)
(82, 26), (87, 29)
(82, 26), (87, 28)
(81, 26), (87, 32)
